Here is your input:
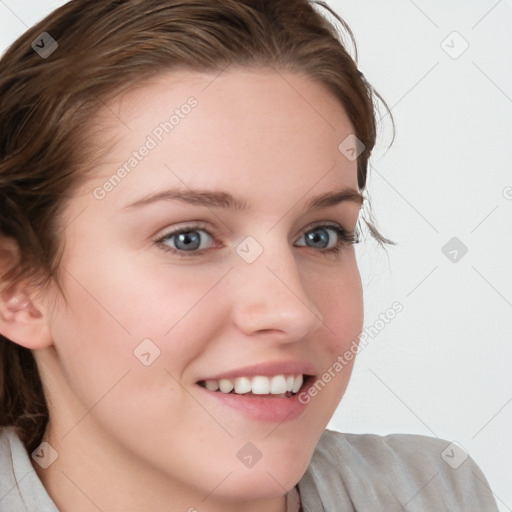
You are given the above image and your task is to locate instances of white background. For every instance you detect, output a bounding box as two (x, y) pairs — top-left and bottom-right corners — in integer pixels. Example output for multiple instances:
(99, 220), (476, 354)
(1, 0), (510, 509)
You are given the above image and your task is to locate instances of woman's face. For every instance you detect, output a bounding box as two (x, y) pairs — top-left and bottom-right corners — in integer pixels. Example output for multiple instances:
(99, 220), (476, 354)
(39, 68), (364, 506)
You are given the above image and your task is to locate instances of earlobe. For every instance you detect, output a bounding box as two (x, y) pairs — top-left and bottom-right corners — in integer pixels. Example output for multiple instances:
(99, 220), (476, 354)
(0, 282), (53, 350)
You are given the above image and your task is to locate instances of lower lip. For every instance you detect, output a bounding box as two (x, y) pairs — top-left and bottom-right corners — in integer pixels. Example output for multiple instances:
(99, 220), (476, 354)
(195, 377), (313, 423)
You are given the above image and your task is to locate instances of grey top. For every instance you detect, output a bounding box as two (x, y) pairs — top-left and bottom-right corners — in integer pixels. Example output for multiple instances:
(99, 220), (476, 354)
(0, 426), (498, 511)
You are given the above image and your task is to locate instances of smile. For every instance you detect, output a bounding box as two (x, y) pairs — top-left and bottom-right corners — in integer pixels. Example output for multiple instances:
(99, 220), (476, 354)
(198, 374), (304, 397)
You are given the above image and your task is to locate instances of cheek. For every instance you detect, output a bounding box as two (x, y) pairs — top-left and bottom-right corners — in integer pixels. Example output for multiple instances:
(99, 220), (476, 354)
(50, 254), (230, 394)
(312, 255), (364, 352)
(300, 256), (363, 421)
(48, 261), (217, 453)
(60, 245), (223, 335)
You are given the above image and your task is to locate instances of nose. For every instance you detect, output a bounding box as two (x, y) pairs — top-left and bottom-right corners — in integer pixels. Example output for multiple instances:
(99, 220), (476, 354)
(230, 241), (325, 342)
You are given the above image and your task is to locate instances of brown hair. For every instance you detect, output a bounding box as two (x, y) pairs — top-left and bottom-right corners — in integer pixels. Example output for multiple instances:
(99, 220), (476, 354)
(0, 0), (394, 453)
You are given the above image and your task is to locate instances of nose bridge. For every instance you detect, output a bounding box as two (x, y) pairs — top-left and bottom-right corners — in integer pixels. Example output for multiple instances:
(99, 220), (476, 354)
(230, 237), (324, 339)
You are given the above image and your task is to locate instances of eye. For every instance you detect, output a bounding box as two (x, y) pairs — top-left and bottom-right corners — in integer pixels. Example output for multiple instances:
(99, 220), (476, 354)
(296, 225), (339, 250)
(156, 223), (215, 254)
(295, 223), (358, 256)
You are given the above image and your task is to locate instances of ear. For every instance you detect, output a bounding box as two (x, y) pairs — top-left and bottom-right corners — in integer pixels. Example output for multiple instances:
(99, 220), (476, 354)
(0, 237), (53, 350)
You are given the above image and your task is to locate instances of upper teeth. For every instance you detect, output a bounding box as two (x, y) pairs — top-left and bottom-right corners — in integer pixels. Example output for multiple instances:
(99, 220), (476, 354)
(203, 374), (304, 395)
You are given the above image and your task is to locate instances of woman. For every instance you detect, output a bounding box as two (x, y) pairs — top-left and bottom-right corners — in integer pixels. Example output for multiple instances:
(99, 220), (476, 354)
(0, 1), (499, 510)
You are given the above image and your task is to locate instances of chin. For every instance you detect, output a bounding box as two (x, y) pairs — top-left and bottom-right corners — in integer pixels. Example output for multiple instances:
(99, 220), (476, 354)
(219, 462), (309, 500)
(221, 440), (314, 498)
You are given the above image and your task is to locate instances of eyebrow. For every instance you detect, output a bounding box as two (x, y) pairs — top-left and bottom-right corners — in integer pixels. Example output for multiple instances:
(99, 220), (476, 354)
(122, 186), (364, 211)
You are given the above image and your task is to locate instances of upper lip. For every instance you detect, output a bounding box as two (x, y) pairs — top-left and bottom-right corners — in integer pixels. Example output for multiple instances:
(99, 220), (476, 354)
(197, 360), (317, 382)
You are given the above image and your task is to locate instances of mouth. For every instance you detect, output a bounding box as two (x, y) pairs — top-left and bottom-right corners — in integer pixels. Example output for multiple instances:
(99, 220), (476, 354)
(197, 374), (313, 398)
(194, 362), (317, 422)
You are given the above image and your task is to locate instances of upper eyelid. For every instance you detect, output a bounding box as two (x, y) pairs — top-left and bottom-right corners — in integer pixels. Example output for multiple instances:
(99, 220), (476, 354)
(155, 221), (211, 241)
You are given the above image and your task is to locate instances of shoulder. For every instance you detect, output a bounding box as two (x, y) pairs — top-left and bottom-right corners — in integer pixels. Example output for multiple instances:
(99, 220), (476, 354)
(298, 429), (498, 512)
(315, 428), (464, 470)
(0, 426), (59, 511)
(0, 425), (19, 474)
(0, 426), (23, 507)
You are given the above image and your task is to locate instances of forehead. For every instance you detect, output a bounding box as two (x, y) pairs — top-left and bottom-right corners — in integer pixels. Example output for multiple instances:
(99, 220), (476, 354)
(78, 68), (358, 210)
(109, 67), (352, 129)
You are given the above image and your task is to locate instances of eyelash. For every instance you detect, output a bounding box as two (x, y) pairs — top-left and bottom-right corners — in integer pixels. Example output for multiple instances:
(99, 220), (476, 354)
(154, 221), (360, 259)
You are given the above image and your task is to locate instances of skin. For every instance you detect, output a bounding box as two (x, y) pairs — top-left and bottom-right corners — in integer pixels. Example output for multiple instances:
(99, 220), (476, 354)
(0, 68), (364, 512)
